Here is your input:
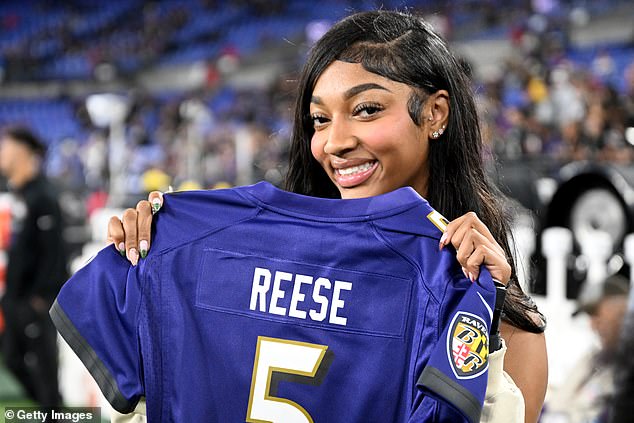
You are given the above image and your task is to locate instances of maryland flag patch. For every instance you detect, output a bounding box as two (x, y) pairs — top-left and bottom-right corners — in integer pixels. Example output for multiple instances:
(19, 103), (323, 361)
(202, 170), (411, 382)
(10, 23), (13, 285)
(447, 311), (489, 379)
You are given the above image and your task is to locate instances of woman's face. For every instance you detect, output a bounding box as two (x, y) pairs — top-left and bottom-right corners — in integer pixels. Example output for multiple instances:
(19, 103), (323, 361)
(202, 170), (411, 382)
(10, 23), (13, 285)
(310, 61), (431, 199)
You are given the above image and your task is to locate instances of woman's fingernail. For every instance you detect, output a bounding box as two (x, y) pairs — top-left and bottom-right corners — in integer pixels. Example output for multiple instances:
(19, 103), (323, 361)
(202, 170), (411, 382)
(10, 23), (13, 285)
(129, 248), (139, 266)
(462, 267), (468, 279)
(469, 272), (475, 283)
(118, 242), (126, 256)
(152, 199), (161, 214)
(439, 233), (448, 249)
(139, 240), (148, 258)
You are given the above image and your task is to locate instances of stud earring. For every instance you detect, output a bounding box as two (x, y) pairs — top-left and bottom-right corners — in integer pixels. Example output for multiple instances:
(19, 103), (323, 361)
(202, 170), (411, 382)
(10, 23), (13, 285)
(431, 125), (446, 139)
(428, 116), (433, 122)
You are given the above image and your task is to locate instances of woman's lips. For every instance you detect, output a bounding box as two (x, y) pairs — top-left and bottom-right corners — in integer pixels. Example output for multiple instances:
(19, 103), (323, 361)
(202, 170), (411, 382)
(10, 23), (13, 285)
(334, 161), (378, 188)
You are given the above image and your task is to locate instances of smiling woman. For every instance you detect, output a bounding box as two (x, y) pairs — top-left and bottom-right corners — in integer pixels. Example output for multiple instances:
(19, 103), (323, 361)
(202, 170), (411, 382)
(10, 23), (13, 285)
(309, 62), (432, 198)
(283, 13), (547, 421)
(106, 10), (547, 423)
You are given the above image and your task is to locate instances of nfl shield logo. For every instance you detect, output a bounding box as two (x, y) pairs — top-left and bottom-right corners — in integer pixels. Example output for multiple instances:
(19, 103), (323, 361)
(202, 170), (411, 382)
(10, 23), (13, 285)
(447, 311), (489, 379)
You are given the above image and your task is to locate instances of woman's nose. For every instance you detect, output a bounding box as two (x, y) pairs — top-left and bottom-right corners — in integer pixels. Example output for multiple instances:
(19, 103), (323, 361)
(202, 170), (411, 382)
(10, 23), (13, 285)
(323, 118), (358, 156)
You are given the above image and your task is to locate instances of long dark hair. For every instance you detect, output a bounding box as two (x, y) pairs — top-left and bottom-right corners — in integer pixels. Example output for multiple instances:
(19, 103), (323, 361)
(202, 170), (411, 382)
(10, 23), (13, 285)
(285, 10), (544, 333)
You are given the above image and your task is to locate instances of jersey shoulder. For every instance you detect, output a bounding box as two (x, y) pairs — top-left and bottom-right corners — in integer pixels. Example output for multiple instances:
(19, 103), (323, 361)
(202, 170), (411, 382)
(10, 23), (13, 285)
(150, 186), (261, 253)
(372, 199), (449, 240)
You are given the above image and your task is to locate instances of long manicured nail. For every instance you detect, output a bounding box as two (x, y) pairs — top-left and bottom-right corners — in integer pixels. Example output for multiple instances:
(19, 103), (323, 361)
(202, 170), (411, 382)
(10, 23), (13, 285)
(118, 242), (126, 257)
(152, 198), (161, 214)
(128, 248), (139, 266)
(139, 240), (148, 258)
(439, 233), (448, 249)
(468, 272), (475, 283)
(462, 267), (468, 279)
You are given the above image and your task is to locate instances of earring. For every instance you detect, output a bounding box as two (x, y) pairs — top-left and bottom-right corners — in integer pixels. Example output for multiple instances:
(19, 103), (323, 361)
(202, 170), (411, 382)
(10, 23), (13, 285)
(428, 116), (433, 122)
(431, 125), (446, 139)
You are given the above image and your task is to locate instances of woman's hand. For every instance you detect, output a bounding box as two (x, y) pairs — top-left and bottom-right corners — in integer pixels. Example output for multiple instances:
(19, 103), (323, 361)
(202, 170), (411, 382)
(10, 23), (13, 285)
(439, 212), (512, 285)
(106, 191), (164, 265)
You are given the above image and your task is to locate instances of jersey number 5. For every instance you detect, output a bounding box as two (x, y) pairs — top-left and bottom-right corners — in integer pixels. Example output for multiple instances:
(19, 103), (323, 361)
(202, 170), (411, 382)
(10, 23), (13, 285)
(246, 336), (328, 423)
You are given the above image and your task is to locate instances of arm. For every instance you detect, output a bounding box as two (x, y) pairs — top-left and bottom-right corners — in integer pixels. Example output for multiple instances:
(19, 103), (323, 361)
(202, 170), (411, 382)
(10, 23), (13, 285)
(500, 322), (547, 423)
(481, 339), (525, 423)
(442, 212), (547, 423)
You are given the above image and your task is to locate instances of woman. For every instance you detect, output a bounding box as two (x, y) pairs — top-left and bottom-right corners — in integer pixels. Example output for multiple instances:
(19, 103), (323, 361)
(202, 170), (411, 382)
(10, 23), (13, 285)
(108, 10), (547, 422)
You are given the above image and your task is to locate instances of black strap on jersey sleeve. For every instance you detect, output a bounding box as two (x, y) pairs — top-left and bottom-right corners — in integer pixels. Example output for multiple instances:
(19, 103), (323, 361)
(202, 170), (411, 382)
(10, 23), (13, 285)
(417, 366), (481, 423)
(489, 280), (507, 352)
(49, 299), (139, 413)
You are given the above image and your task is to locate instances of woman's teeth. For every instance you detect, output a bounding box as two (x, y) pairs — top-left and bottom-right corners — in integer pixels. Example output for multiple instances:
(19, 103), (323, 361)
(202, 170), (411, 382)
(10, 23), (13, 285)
(337, 161), (375, 176)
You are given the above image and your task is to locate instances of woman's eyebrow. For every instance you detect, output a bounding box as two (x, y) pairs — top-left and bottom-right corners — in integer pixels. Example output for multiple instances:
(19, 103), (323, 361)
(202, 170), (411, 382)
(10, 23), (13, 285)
(311, 83), (392, 105)
(344, 83), (391, 99)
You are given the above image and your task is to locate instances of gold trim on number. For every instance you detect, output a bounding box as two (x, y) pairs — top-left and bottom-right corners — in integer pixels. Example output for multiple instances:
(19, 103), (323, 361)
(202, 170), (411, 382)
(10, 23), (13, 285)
(246, 336), (329, 423)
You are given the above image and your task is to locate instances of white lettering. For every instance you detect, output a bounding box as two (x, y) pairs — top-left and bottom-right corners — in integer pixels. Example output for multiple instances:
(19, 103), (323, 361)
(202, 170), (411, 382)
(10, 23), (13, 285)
(17, 410), (48, 422)
(309, 277), (331, 322)
(330, 281), (352, 325)
(461, 315), (486, 331)
(250, 267), (271, 312)
(269, 271), (293, 316)
(248, 267), (352, 326)
(289, 274), (312, 319)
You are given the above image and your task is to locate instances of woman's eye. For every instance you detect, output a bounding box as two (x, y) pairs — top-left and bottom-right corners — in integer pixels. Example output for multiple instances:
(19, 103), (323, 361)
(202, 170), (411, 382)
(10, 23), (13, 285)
(311, 115), (329, 128)
(354, 103), (383, 118)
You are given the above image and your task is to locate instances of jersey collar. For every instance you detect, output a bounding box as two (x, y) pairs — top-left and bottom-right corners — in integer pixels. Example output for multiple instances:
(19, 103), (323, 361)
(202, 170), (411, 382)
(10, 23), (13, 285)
(239, 181), (429, 223)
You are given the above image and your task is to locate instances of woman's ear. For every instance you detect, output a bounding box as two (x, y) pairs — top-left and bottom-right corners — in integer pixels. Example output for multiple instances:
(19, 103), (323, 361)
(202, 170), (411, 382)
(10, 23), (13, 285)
(426, 90), (450, 140)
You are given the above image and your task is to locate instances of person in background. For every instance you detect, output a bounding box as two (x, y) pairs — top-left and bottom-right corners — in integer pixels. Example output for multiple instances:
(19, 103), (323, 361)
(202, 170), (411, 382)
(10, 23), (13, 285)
(546, 274), (629, 423)
(0, 125), (67, 406)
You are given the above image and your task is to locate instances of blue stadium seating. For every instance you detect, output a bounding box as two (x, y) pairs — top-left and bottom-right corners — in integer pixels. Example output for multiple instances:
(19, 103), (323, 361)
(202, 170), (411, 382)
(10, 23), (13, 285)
(0, 99), (85, 145)
(0, 0), (631, 149)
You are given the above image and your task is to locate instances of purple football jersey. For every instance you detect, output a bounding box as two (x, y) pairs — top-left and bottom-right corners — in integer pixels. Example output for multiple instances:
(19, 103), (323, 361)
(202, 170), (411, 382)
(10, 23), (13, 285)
(51, 182), (495, 422)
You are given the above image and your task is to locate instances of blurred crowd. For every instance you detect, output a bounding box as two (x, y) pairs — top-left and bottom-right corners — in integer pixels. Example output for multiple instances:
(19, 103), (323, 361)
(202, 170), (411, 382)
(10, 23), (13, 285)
(44, 78), (295, 200)
(479, 28), (634, 167)
(44, 52), (634, 207)
(0, 0), (633, 202)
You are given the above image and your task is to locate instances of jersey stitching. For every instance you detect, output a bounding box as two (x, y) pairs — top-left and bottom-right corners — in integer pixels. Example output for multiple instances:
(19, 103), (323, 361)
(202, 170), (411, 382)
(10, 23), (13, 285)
(195, 303), (406, 339)
(237, 188), (423, 222)
(369, 220), (440, 303)
(134, 259), (146, 399)
(157, 253), (166, 423)
(369, 219), (447, 417)
(409, 295), (434, 415)
(140, 253), (165, 421)
(150, 207), (263, 259)
(203, 246), (412, 282)
(195, 245), (411, 338)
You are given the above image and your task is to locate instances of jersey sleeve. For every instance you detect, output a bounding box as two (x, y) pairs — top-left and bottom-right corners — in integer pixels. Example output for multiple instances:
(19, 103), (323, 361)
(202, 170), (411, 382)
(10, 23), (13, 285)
(49, 245), (144, 413)
(415, 267), (497, 423)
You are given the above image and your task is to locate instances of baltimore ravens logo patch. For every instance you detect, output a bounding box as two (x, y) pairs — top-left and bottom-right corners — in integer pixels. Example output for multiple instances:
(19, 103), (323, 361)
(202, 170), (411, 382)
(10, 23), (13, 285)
(447, 311), (489, 379)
